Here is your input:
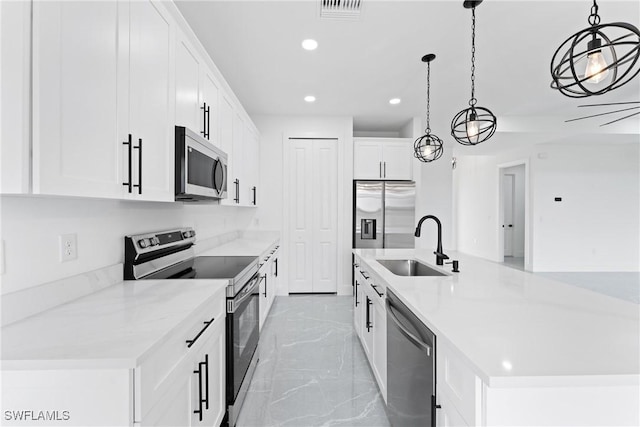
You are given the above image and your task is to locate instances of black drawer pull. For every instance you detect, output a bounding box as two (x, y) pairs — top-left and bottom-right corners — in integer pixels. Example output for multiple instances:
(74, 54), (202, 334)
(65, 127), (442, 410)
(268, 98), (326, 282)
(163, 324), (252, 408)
(371, 284), (384, 298)
(186, 318), (215, 348)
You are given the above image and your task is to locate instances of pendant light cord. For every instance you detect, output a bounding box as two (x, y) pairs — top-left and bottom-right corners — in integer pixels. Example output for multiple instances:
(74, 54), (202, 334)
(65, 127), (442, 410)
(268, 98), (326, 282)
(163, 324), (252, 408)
(469, 6), (477, 107)
(588, 0), (601, 26)
(425, 61), (431, 134)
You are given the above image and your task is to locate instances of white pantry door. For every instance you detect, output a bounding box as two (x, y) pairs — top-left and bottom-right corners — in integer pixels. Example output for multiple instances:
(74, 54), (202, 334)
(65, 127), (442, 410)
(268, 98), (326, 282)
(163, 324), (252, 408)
(288, 139), (338, 293)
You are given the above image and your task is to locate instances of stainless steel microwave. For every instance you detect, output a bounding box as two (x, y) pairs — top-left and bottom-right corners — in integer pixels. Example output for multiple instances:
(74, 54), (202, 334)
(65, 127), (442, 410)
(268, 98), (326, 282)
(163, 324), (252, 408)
(175, 126), (228, 201)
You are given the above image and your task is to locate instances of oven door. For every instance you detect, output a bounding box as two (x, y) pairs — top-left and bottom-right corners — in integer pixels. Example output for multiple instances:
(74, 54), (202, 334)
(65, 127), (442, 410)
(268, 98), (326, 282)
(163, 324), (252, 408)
(226, 273), (260, 405)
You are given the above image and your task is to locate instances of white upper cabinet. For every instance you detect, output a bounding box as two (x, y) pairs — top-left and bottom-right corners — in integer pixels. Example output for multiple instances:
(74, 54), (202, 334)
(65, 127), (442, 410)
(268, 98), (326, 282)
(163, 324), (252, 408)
(5, 0), (258, 204)
(31, 0), (175, 201)
(175, 33), (201, 133)
(175, 31), (222, 145)
(1, 0), (31, 194)
(200, 69), (220, 145)
(32, 1), (124, 199)
(354, 138), (413, 180)
(127, 0), (175, 201)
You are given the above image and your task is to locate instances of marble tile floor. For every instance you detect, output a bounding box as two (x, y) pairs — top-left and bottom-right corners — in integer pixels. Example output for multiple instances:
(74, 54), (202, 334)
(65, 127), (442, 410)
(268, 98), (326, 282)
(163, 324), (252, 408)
(236, 295), (390, 427)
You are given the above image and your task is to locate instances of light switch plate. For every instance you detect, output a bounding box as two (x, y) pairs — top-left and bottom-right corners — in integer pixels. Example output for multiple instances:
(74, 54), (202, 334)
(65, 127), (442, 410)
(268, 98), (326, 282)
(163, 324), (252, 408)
(59, 234), (77, 262)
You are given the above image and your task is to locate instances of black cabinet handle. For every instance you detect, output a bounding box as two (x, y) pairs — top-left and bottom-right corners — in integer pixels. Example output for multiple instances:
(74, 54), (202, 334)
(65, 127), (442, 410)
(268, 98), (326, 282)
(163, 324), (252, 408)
(194, 362), (203, 421)
(371, 284), (384, 298)
(133, 138), (142, 195)
(261, 274), (267, 298)
(186, 318), (215, 348)
(122, 134), (132, 193)
(203, 354), (209, 410)
(384, 162), (386, 178)
(200, 103), (210, 139)
(252, 186), (256, 205)
(274, 258), (278, 277)
(366, 296), (372, 332)
(360, 270), (370, 280)
(355, 281), (359, 307)
(234, 179), (239, 203)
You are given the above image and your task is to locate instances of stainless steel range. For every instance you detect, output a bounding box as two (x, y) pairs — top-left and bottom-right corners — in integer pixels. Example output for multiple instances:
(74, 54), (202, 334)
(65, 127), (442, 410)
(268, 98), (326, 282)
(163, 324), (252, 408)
(124, 227), (260, 427)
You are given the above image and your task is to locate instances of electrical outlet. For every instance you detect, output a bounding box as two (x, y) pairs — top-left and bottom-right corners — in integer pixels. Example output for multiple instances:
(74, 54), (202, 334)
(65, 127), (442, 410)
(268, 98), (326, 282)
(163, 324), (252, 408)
(59, 234), (77, 262)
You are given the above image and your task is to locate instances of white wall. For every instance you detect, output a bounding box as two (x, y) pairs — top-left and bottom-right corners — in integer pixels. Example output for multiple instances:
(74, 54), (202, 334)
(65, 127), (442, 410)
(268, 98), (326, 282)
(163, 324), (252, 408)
(454, 142), (639, 272)
(406, 116), (455, 254)
(252, 115), (353, 296)
(532, 143), (639, 271)
(0, 195), (255, 294)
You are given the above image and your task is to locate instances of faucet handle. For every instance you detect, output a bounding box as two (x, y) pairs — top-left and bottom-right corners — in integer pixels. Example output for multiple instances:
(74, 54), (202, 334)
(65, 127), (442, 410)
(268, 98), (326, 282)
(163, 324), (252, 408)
(445, 260), (459, 273)
(434, 251), (449, 260)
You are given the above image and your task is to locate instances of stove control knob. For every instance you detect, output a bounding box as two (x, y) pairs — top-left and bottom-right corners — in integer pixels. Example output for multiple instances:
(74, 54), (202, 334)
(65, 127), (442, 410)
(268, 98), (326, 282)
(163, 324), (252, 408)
(191, 230), (196, 238)
(138, 238), (149, 248)
(182, 231), (189, 239)
(151, 237), (160, 246)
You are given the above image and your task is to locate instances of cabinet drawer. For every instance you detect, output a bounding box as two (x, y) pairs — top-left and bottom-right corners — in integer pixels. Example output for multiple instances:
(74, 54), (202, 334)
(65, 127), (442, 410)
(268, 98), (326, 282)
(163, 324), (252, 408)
(437, 341), (482, 426)
(135, 293), (225, 421)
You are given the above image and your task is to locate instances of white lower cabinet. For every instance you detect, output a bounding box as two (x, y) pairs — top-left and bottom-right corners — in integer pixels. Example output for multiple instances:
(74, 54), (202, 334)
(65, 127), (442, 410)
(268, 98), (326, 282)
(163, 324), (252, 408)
(259, 245), (279, 330)
(353, 259), (387, 402)
(1, 295), (226, 427)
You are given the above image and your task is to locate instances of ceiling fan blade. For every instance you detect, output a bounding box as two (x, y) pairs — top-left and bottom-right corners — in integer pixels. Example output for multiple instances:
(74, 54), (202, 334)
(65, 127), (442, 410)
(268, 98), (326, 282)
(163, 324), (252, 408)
(600, 111), (640, 127)
(565, 106), (640, 123)
(577, 101), (640, 108)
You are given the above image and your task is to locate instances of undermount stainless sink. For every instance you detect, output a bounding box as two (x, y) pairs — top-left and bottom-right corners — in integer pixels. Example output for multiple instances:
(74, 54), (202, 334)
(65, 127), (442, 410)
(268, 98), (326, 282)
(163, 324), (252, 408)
(377, 259), (447, 277)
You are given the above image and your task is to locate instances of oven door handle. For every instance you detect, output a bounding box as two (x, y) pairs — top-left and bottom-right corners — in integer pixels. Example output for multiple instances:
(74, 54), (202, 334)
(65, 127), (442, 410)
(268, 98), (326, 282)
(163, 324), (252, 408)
(228, 273), (260, 313)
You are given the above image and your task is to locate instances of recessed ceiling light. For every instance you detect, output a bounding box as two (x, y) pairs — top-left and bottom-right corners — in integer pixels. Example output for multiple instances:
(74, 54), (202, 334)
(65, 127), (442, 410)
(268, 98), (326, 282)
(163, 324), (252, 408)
(302, 39), (318, 51)
(389, 98), (401, 105)
(304, 95), (316, 103)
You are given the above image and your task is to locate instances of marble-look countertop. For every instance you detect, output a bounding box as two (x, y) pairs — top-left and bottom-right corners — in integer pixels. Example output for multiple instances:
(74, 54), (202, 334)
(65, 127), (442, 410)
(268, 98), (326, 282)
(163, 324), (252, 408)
(354, 248), (640, 388)
(199, 231), (280, 258)
(1, 279), (227, 370)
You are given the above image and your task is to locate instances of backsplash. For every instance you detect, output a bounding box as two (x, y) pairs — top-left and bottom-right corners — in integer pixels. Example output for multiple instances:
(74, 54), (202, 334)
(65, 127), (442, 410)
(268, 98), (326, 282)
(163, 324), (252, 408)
(0, 195), (256, 296)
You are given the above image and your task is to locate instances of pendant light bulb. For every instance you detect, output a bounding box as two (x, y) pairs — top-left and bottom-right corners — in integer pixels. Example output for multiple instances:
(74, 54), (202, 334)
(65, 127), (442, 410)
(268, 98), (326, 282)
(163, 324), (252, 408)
(422, 143), (435, 158)
(466, 112), (479, 138)
(584, 38), (609, 84)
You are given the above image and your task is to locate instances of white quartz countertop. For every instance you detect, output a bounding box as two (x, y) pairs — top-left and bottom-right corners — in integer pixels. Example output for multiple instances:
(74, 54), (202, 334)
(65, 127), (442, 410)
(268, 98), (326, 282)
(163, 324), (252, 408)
(354, 248), (640, 387)
(1, 279), (227, 370)
(199, 232), (280, 257)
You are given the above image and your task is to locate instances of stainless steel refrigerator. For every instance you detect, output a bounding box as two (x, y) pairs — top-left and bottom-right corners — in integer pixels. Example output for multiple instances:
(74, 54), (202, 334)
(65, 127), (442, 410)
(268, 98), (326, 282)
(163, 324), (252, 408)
(353, 181), (416, 249)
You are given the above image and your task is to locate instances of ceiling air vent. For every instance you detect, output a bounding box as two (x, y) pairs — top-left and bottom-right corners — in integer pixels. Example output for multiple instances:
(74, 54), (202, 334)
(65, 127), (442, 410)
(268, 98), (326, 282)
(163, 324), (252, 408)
(320, 0), (362, 21)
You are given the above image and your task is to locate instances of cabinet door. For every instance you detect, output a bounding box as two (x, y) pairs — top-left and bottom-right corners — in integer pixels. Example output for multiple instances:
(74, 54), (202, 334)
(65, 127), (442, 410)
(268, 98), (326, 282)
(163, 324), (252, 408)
(244, 126), (259, 206)
(32, 1), (125, 198)
(175, 33), (201, 132)
(1, 0), (31, 194)
(128, 0), (174, 202)
(372, 297), (387, 401)
(382, 141), (413, 180)
(353, 278), (363, 337)
(258, 268), (268, 330)
(219, 95), (236, 206)
(200, 70), (220, 144)
(190, 318), (226, 427)
(141, 375), (190, 426)
(231, 112), (245, 205)
(354, 141), (383, 179)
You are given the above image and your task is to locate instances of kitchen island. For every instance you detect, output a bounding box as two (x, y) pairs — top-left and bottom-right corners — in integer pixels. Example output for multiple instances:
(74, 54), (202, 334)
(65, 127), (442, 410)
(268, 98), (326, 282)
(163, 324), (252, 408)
(354, 248), (639, 426)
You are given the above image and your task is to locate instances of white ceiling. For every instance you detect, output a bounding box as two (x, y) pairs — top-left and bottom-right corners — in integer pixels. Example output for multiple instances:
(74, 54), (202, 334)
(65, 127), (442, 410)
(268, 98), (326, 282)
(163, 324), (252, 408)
(175, 0), (640, 147)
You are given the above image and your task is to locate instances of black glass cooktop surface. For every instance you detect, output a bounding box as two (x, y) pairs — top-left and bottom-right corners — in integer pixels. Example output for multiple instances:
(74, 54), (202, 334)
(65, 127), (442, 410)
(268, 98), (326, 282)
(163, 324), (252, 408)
(144, 256), (258, 282)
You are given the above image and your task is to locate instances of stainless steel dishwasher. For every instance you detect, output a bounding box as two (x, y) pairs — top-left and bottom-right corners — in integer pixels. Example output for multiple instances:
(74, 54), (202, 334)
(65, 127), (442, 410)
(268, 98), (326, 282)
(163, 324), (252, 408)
(386, 289), (438, 427)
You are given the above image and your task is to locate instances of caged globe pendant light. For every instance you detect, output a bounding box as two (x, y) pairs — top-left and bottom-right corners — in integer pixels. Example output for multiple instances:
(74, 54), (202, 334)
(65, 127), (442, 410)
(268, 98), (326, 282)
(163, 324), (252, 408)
(414, 54), (444, 163)
(550, 0), (640, 98)
(451, 0), (497, 146)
